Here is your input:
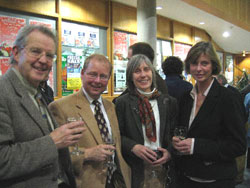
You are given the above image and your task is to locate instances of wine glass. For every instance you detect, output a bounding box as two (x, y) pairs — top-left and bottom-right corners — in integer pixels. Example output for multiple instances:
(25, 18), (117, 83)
(67, 117), (83, 156)
(104, 134), (117, 170)
(174, 126), (187, 155)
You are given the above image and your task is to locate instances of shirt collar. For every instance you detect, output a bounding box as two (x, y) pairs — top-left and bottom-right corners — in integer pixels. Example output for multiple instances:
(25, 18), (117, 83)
(12, 67), (37, 96)
(82, 87), (103, 105)
(190, 78), (214, 99)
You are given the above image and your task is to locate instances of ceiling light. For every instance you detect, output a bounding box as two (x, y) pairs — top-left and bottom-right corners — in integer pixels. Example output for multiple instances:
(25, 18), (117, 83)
(243, 51), (246, 57)
(199, 22), (205, 25)
(222, 31), (230, 38)
(156, 6), (162, 10)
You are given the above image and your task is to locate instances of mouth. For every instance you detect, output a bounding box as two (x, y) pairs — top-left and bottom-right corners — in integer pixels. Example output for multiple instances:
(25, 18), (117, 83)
(32, 64), (49, 72)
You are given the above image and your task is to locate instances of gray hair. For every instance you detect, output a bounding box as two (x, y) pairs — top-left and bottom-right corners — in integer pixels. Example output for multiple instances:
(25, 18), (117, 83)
(126, 54), (157, 92)
(10, 25), (57, 64)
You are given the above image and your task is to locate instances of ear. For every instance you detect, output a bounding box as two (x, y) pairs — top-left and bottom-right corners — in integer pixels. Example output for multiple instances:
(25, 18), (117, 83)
(81, 69), (84, 80)
(12, 46), (20, 63)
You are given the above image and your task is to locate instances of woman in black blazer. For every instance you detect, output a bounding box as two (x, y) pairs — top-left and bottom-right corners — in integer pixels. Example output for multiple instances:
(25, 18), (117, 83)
(115, 54), (177, 188)
(172, 41), (246, 188)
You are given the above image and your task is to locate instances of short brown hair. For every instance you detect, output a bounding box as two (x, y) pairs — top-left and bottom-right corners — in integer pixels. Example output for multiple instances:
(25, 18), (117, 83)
(82, 54), (112, 77)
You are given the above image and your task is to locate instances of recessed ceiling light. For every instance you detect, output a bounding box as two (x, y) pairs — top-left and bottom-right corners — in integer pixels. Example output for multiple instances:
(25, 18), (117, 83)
(222, 31), (230, 38)
(156, 6), (162, 10)
(199, 22), (205, 25)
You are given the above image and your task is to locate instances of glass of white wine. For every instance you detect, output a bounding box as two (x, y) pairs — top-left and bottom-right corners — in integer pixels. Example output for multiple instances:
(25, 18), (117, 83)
(174, 126), (187, 155)
(104, 134), (117, 170)
(67, 117), (83, 156)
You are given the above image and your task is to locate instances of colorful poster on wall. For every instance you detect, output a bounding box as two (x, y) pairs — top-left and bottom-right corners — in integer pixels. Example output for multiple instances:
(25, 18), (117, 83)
(61, 54), (83, 96)
(0, 15), (26, 57)
(0, 57), (10, 75)
(129, 34), (137, 46)
(66, 55), (82, 90)
(114, 31), (128, 60)
(29, 20), (53, 29)
(174, 42), (191, 61)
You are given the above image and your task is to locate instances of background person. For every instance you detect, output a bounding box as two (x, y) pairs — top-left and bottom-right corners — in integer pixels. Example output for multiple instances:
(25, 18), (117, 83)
(49, 54), (131, 188)
(115, 54), (177, 188)
(172, 41), (246, 188)
(0, 25), (85, 188)
(161, 56), (193, 102)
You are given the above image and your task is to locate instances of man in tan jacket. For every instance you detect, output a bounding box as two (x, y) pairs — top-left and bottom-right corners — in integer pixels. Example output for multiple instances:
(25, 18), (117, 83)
(49, 54), (131, 188)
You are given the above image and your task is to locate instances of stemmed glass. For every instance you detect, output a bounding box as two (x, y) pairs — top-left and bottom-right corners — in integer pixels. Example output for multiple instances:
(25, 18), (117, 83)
(67, 117), (83, 156)
(174, 126), (187, 155)
(104, 134), (117, 170)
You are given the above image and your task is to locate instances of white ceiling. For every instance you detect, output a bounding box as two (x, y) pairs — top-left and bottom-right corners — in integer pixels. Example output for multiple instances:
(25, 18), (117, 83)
(112, 0), (250, 54)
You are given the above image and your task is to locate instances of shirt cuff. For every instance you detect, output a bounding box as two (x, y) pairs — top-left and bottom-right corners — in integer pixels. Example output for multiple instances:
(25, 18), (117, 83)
(190, 138), (195, 154)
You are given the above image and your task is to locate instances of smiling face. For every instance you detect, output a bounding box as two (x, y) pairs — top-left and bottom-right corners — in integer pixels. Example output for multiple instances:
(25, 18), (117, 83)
(190, 53), (213, 85)
(132, 61), (153, 92)
(13, 30), (55, 88)
(81, 58), (110, 99)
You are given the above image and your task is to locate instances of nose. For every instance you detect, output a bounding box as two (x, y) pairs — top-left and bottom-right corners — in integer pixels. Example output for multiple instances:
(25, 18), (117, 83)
(38, 52), (48, 63)
(140, 70), (146, 77)
(93, 76), (101, 82)
(197, 63), (202, 71)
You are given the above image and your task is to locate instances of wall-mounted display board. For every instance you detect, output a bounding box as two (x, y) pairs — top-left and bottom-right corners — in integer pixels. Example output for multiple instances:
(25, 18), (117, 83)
(174, 42), (192, 82)
(61, 21), (107, 96)
(156, 40), (172, 79)
(216, 51), (224, 72)
(225, 54), (234, 84)
(113, 31), (137, 94)
(0, 11), (56, 92)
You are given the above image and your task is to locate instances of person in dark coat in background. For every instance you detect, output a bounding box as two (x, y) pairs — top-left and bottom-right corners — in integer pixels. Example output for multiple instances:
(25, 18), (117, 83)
(39, 79), (54, 105)
(113, 42), (168, 104)
(162, 56), (193, 102)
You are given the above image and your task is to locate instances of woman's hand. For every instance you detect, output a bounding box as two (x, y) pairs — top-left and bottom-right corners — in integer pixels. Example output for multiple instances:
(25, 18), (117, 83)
(152, 147), (171, 166)
(131, 144), (157, 164)
(172, 136), (192, 155)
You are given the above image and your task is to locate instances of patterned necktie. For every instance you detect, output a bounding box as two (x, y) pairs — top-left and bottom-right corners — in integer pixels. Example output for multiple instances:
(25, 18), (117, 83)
(92, 100), (114, 184)
(92, 100), (109, 140)
(35, 92), (54, 131)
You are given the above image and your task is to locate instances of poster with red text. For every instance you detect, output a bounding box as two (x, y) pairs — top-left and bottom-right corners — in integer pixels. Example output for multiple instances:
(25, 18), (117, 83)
(114, 31), (128, 60)
(129, 34), (137, 46)
(29, 20), (53, 29)
(0, 15), (26, 57)
(0, 57), (10, 76)
(174, 42), (191, 61)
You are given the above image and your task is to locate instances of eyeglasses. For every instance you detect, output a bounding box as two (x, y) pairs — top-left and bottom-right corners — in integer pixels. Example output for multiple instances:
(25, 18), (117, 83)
(86, 72), (109, 81)
(22, 47), (57, 62)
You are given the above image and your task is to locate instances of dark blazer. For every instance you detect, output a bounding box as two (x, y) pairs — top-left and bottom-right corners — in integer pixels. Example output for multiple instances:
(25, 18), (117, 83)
(0, 68), (76, 188)
(176, 79), (246, 180)
(115, 92), (177, 188)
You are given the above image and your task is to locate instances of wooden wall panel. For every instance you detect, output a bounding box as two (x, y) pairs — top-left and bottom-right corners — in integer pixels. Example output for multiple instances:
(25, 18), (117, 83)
(194, 28), (210, 43)
(112, 2), (137, 33)
(0, 0), (56, 16)
(61, 0), (108, 27)
(173, 21), (192, 44)
(157, 15), (171, 40)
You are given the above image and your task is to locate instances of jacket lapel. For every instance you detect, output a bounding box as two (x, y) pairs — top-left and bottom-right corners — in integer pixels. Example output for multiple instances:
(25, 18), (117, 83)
(189, 80), (220, 131)
(6, 68), (50, 135)
(103, 99), (118, 142)
(158, 95), (168, 144)
(74, 89), (103, 144)
(129, 95), (144, 139)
